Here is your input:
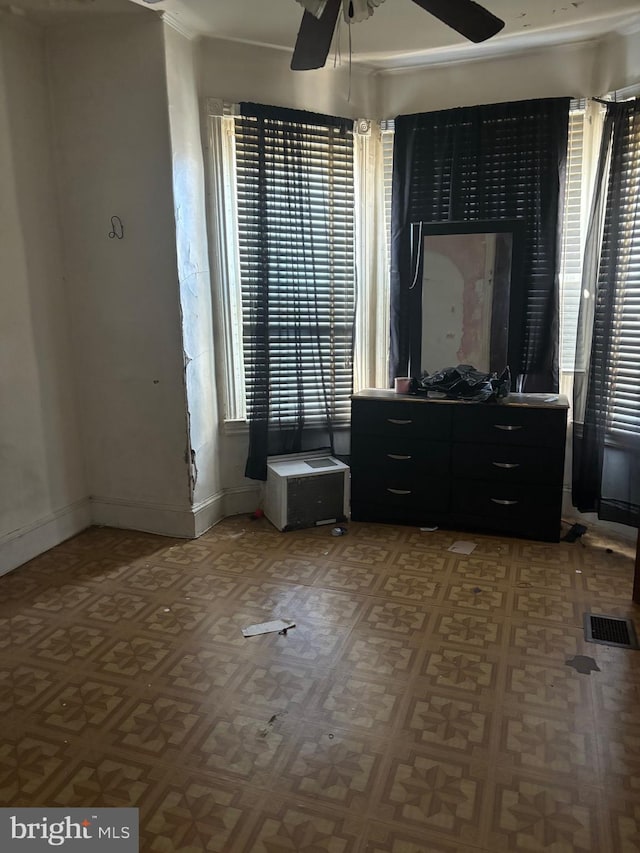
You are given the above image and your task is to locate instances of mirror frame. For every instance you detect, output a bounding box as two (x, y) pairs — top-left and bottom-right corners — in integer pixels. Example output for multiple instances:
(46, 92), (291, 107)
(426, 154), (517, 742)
(408, 219), (526, 387)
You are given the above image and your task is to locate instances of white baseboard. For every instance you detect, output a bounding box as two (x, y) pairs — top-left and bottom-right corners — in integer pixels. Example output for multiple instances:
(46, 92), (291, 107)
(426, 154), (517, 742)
(91, 486), (261, 540)
(222, 483), (263, 520)
(90, 496), (198, 539)
(193, 491), (225, 538)
(2, 486), (267, 574)
(0, 499), (91, 576)
(90, 490), (255, 539)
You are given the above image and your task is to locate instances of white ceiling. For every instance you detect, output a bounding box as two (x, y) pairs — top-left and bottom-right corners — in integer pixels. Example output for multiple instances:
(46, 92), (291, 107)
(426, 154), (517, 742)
(2, 0), (639, 69)
(128, 0), (640, 69)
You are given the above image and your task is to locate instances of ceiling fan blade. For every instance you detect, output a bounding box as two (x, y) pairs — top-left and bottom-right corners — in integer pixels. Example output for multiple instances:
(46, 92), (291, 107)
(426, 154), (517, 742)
(410, 0), (504, 43)
(291, 0), (341, 70)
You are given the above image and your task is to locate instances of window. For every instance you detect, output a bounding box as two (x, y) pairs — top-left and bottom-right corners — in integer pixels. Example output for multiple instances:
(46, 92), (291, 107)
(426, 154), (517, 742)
(558, 96), (640, 440)
(558, 99), (604, 403)
(571, 97), (640, 525)
(208, 101), (394, 429)
(597, 101), (640, 441)
(381, 120), (394, 267)
(353, 119), (391, 392)
(233, 107), (355, 427)
(559, 102), (587, 374)
(388, 99), (571, 389)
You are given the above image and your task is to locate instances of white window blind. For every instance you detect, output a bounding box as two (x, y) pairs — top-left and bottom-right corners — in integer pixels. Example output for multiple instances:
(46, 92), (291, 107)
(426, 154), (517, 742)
(353, 120), (390, 391)
(559, 103), (587, 373)
(381, 120), (395, 267)
(558, 100), (605, 413)
(234, 111), (355, 424)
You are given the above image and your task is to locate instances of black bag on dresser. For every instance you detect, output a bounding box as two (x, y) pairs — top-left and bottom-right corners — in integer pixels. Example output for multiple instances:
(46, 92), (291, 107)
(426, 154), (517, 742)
(413, 364), (511, 402)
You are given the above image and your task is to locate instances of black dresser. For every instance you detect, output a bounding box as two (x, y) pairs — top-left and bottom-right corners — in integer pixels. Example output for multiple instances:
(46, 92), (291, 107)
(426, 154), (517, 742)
(350, 390), (569, 542)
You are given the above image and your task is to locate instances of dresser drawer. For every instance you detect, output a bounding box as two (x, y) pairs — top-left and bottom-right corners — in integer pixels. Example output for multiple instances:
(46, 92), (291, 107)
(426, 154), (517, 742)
(351, 437), (450, 479)
(351, 502), (447, 526)
(452, 480), (562, 523)
(453, 405), (566, 448)
(351, 477), (450, 513)
(451, 443), (565, 484)
(352, 399), (452, 441)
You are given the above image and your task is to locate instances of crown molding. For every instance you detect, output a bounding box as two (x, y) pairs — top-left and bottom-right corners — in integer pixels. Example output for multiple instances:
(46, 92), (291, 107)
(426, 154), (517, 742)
(362, 11), (640, 75)
(621, 16), (640, 35)
(614, 82), (640, 100)
(373, 32), (609, 77)
(161, 9), (196, 40)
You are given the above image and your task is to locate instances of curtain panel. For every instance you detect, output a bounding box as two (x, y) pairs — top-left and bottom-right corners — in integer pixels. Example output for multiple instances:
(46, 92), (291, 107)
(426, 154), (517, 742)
(572, 98), (640, 528)
(389, 97), (570, 391)
(237, 103), (355, 481)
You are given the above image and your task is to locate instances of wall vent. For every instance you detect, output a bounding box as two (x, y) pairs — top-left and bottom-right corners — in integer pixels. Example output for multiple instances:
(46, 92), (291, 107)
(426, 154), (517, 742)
(583, 613), (639, 650)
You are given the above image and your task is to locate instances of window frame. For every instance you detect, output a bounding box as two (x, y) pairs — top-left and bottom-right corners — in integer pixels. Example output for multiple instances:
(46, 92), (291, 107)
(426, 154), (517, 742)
(206, 100), (390, 428)
(233, 107), (356, 429)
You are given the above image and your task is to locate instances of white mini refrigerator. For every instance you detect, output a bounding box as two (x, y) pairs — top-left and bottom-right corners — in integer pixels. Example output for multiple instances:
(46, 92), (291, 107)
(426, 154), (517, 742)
(264, 454), (350, 531)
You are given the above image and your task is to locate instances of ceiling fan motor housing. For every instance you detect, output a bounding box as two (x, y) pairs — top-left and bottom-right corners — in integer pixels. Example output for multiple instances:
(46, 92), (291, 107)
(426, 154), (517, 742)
(292, 0), (505, 70)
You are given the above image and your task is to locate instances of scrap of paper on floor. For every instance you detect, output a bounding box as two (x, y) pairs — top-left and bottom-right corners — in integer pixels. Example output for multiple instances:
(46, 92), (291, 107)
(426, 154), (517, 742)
(448, 540), (477, 555)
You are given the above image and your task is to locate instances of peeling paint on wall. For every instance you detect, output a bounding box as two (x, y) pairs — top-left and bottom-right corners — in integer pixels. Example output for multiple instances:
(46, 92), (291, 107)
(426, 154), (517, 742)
(190, 448), (198, 491)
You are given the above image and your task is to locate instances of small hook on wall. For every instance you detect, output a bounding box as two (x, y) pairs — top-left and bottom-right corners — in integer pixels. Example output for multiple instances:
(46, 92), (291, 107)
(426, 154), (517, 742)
(108, 215), (124, 240)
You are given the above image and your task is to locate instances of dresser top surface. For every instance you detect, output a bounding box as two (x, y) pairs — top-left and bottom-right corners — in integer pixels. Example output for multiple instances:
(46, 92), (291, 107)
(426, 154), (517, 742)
(352, 389), (569, 410)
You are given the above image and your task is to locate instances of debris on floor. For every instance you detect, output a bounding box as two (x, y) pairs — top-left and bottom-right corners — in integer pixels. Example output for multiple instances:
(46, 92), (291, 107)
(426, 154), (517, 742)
(448, 540), (477, 555)
(331, 526), (348, 536)
(222, 528), (246, 539)
(242, 618), (296, 638)
(562, 522), (587, 543)
(565, 655), (601, 675)
(258, 712), (286, 737)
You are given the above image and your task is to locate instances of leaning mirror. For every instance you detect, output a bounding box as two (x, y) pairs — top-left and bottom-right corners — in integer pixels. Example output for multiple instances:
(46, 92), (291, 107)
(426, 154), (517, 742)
(408, 219), (524, 381)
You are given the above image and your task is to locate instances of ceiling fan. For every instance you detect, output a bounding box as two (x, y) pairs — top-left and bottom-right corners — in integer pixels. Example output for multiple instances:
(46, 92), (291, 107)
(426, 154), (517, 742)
(291, 0), (505, 70)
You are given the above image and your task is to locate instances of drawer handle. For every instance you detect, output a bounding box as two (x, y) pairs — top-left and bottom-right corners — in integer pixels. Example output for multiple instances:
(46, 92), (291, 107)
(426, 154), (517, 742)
(491, 498), (519, 506)
(387, 488), (412, 495)
(388, 418), (413, 425)
(388, 453), (412, 460)
(494, 424), (523, 431)
(492, 462), (520, 469)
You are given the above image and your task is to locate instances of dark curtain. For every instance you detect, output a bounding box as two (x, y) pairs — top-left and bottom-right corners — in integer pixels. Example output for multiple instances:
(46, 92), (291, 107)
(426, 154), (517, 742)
(390, 98), (570, 391)
(238, 103), (355, 481)
(572, 99), (640, 528)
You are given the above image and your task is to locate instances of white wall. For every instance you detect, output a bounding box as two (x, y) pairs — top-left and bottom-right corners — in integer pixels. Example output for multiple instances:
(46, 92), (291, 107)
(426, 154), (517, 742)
(377, 30), (640, 117)
(0, 15), (89, 574)
(199, 28), (640, 122)
(198, 36), (377, 119)
(47, 16), (194, 536)
(164, 25), (223, 534)
(594, 28), (640, 97)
